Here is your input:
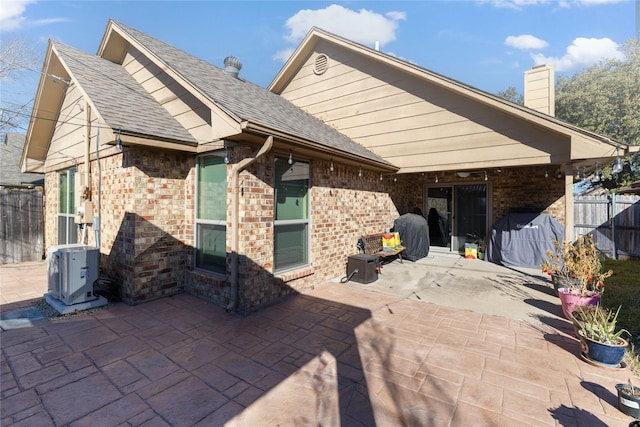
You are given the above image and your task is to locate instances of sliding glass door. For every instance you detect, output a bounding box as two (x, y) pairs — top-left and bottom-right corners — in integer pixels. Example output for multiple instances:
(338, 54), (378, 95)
(426, 183), (488, 251)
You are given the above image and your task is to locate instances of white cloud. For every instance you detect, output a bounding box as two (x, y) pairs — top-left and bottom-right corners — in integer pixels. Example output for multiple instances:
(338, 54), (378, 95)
(530, 37), (624, 71)
(0, 0), (36, 32)
(505, 35), (548, 50)
(282, 4), (406, 48)
(485, 0), (621, 8)
(273, 47), (295, 63)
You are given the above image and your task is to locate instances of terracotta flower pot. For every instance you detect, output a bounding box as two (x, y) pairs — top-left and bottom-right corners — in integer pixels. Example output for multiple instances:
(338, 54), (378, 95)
(557, 287), (600, 320)
(615, 383), (640, 419)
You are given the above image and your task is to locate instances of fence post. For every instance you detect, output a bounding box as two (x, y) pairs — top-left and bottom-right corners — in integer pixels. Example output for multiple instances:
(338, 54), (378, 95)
(611, 192), (617, 260)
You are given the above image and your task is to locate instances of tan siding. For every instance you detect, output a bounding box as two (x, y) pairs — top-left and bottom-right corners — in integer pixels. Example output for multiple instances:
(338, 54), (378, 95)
(279, 41), (570, 171)
(122, 49), (212, 142)
(45, 86), (87, 170)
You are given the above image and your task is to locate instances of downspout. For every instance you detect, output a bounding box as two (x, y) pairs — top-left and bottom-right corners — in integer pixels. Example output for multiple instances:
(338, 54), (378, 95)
(94, 128), (101, 250)
(82, 101), (91, 245)
(226, 135), (274, 312)
(84, 101), (91, 194)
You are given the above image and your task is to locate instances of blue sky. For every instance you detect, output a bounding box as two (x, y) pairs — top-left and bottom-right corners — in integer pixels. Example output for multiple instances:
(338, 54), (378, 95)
(1, 0), (636, 131)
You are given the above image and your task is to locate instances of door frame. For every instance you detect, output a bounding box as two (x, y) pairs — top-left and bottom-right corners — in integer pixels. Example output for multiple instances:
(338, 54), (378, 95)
(424, 180), (492, 252)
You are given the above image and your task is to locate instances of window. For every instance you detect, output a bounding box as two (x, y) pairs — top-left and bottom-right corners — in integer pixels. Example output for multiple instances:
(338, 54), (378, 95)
(58, 168), (77, 244)
(274, 157), (309, 271)
(195, 155), (227, 274)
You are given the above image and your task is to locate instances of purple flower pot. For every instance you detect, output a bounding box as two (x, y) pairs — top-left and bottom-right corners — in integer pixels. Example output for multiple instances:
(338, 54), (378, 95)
(557, 287), (600, 320)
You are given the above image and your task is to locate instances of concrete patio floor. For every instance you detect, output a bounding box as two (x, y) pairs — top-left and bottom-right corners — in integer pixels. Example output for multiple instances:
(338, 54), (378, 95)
(1, 255), (638, 426)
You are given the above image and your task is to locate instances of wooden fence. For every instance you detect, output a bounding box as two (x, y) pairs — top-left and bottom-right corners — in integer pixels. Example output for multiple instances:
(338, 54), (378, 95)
(0, 188), (44, 264)
(574, 194), (640, 259)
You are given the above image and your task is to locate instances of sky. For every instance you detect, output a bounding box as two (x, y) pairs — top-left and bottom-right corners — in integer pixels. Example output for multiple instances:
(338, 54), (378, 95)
(1, 0), (637, 132)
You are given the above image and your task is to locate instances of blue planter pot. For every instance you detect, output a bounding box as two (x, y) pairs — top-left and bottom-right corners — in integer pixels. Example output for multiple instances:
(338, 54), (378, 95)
(579, 331), (627, 367)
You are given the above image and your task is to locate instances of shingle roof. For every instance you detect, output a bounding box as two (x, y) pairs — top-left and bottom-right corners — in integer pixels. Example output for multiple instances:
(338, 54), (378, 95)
(1, 133), (44, 186)
(112, 21), (391, 166)
(54, 42), (197, 144)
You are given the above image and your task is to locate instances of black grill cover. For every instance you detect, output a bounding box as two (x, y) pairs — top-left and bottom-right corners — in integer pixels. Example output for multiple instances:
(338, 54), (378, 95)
(487, 213), (564, 269)
(393, 213), (430, 262)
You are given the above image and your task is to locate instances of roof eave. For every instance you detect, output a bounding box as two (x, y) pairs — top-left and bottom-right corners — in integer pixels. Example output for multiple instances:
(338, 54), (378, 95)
(242, 121), (398, 172)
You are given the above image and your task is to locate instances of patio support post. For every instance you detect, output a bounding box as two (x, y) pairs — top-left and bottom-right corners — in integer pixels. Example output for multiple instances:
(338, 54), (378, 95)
(565, 164), (574, 241)
(227, 135), (274, 312)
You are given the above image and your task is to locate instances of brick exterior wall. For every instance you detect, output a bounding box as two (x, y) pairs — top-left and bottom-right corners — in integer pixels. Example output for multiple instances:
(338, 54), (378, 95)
(187, 154), (401, 313)
(44, 146), (566, 313)
(389, 166), (566, 226)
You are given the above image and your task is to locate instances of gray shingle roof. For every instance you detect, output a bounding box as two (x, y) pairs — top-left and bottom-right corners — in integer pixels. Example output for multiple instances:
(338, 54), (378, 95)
(54, 42), (197, 144)
(113, 21), (391, 166)
(1, 133), (44, 186)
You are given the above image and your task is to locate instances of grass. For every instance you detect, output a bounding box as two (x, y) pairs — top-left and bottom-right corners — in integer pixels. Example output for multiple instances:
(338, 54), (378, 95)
(600, 259), (640, 376)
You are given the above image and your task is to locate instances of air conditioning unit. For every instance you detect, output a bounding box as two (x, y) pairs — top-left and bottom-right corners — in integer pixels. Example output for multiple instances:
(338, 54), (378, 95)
(47, 245), (99, 305)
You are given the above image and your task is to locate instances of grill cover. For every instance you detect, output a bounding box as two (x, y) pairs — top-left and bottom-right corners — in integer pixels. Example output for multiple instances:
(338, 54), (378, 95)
(487, 212), (564, 269)
(393, 213), (430, 262)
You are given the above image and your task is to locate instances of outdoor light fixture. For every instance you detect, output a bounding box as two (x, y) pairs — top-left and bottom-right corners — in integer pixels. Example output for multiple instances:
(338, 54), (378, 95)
(545, 170), (549, 179)
(115, 129), (122, 151)
(575, 168), (580, 181)
(330, 159), (334, 172)
(380, 172), (383, 181)
(288, 150), (293, 165)
(435, 174), (438, 183)
(612, 144), (623, 174)
(456, 171), (470, 178)
(592, 162), (600, 182)
(484, 171), (488, 181)
(359, 166), (362, 177)
(224, 146), (229, 164)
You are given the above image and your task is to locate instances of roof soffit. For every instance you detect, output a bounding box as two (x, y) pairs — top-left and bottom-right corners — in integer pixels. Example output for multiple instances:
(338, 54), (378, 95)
(22, 42), (69, 172)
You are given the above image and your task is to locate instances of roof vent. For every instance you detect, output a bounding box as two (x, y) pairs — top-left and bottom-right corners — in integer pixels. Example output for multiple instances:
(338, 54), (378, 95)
(224, 56), (242, 78)
(313, 54), (329, 75)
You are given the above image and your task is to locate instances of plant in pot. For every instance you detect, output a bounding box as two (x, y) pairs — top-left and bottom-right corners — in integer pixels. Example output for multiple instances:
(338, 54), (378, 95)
(541, 234), (612, 319)
(616, 378), (640, 420)
(574, 303), (629, 368)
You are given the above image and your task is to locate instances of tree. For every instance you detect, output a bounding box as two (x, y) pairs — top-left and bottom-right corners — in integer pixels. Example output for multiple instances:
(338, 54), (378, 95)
(555, 39), (640, 189)
(0, 37), (39, 135)
(495, 86), (523, 105)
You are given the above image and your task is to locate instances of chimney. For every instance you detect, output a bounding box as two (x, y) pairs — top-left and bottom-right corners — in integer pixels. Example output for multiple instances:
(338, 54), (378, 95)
(524, 64), (555, 116)
(224, 56), (242, 78)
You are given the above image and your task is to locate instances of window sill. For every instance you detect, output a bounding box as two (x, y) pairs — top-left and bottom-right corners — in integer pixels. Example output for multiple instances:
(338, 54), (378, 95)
(275, 265), (315, 282)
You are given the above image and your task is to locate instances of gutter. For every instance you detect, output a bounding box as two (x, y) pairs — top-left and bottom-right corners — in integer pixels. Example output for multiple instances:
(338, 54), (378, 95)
(226, 135), (274, 312)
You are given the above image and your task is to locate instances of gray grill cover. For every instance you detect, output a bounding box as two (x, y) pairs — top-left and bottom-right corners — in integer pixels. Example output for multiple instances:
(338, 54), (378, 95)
(487, 213), (564, 269)
(393, 213), (430, 262)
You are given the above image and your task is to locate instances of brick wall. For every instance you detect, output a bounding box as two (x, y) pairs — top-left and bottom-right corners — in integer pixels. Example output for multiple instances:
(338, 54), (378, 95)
(45, 148), (193, 304)
(186, 154), (401, 313)
(390, 165), (566, 226)
(44, 146), (568, 312)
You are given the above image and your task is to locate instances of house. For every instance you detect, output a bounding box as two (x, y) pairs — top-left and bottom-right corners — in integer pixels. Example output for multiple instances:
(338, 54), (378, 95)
(21, 20), (638, 312)
(1, 133), (44, 188)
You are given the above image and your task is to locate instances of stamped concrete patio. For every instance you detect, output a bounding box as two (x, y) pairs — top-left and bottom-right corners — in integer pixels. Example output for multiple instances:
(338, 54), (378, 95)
(1, 255), (637, 426)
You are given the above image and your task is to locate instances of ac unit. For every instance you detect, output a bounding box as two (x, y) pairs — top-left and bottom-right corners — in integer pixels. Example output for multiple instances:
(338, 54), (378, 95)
(47, 245), (99, 305)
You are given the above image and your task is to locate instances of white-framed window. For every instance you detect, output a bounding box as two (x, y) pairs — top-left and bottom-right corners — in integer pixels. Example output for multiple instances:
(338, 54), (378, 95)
(58, 168), (77, 244)
(195, 154), (227, 274)
(274, 156), (310, 272)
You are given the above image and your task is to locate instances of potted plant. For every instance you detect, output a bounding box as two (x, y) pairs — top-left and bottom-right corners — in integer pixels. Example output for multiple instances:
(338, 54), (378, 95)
(574, 304), (629, 368)
(616, 379), (640, 419)
(541, 234), (612, 319)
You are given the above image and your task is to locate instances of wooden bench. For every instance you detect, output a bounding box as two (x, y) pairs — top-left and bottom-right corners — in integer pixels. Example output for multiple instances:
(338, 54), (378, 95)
(360, 233), (405, 263)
